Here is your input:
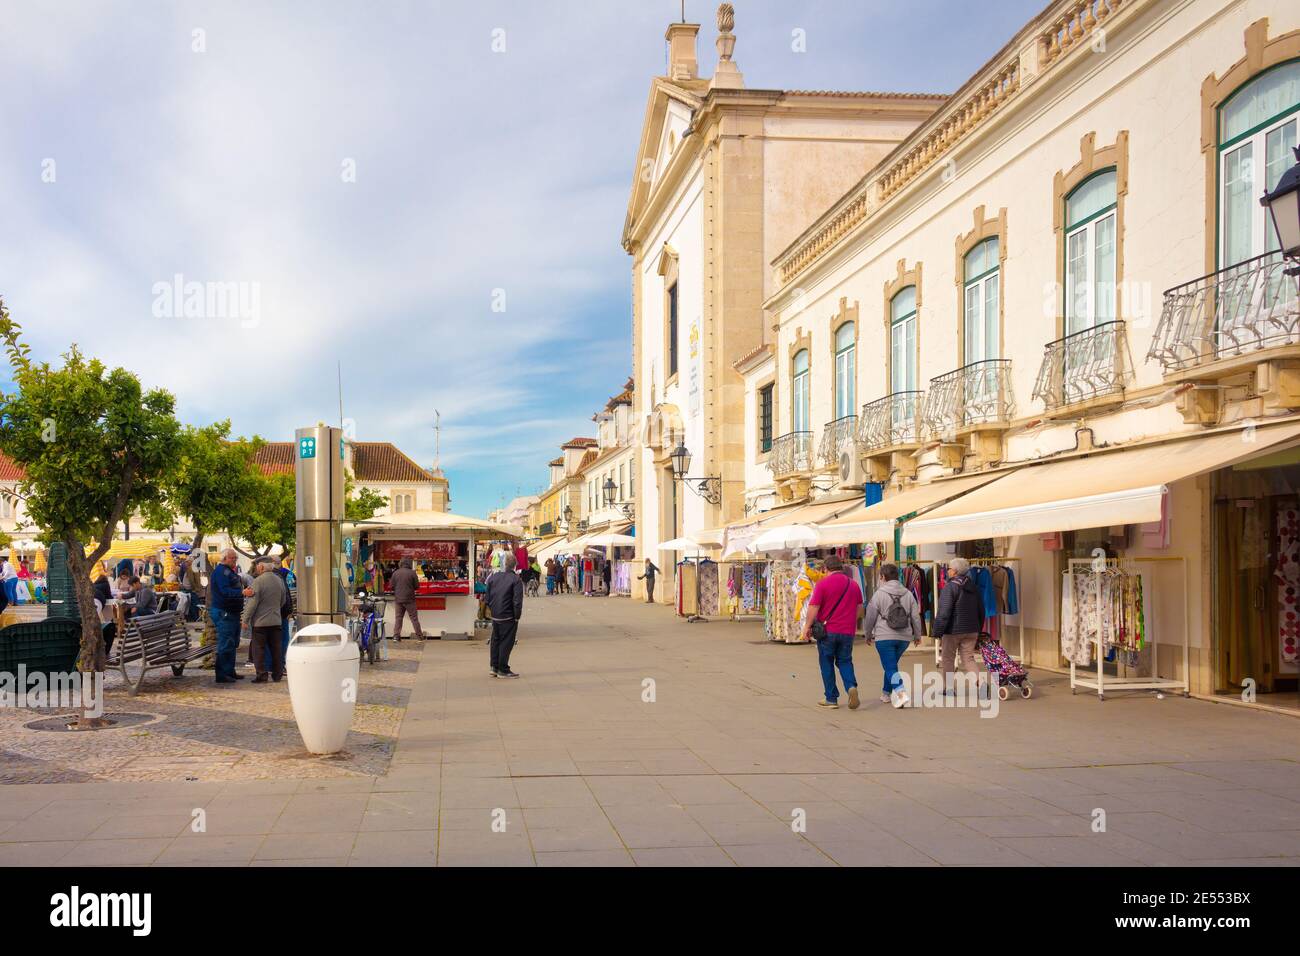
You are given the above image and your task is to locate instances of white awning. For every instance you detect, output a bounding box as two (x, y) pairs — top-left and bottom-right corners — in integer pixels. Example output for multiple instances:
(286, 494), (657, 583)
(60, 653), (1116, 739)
(902, 419), (1300, 545)
(814, 472), (1008, 546)
(721, 493), (859, 557)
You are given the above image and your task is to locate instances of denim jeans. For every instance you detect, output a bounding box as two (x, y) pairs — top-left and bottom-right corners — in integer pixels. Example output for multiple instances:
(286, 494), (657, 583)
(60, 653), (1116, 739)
(874, 639), (910, 694)
(210, 606), (242, 680)
(280, 618), (291, 659)
(816, 631), (857, 702)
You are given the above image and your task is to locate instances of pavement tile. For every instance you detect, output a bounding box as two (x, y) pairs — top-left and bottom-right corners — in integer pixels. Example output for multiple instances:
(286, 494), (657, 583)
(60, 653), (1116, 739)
(536, 849), (634, 867)
(61, 838), (172, 866)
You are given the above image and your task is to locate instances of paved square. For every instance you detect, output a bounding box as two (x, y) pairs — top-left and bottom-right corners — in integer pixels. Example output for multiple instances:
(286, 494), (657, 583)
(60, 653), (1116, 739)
(1, 594), (1297, 866)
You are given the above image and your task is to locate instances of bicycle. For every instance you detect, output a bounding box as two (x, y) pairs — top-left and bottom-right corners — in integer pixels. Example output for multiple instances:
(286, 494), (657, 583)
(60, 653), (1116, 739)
(353, 590), (388, 665)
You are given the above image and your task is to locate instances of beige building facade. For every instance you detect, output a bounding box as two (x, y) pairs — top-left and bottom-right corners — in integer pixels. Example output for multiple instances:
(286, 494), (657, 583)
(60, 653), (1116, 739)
(749, 0), (1300, 707)
(624, 7), (947, 598)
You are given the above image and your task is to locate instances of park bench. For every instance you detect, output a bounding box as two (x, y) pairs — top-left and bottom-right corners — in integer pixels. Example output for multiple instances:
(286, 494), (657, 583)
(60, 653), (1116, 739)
(107, 609), (211, 695)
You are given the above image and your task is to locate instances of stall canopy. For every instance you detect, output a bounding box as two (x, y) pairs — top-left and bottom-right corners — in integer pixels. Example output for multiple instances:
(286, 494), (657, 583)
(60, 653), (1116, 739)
(351, 509), (522, 539)
(815, 471), (1008, 546)
(902, 419), (1300, 545)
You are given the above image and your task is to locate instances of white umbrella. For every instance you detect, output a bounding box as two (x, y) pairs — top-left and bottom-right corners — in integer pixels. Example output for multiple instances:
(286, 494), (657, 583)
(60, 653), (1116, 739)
(750, 523), (821, 554)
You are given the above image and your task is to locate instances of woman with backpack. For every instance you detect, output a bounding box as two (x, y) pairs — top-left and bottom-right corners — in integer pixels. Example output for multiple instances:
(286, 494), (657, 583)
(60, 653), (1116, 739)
(864, 563), (923, 707)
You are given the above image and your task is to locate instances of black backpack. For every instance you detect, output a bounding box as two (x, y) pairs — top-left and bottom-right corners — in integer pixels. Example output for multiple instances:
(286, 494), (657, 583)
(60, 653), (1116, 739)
(884, 591), (912, 631)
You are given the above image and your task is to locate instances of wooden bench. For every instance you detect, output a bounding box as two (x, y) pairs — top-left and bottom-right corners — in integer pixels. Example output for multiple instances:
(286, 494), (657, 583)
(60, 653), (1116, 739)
(107, 610), (211, 695)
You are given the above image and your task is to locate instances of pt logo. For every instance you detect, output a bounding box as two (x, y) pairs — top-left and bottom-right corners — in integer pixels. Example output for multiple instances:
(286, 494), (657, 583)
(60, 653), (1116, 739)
(299, 437), (317, 459)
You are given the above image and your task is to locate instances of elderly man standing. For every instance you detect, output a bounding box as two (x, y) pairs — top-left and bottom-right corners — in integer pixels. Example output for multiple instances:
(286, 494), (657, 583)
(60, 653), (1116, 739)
(244, 558), (287, 682)
(390, 557), (425, 641)
(209, 549), (252, 684)
(934, 557), (986, 691)
(485, 553), (524, 679)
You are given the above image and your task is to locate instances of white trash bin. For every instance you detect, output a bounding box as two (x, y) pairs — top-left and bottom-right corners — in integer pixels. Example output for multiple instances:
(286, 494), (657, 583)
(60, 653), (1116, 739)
(285, 623), (359, 755)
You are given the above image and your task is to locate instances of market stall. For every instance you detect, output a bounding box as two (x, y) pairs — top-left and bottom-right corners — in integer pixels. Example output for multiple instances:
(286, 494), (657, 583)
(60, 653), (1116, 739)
(344, 510), (521, 639)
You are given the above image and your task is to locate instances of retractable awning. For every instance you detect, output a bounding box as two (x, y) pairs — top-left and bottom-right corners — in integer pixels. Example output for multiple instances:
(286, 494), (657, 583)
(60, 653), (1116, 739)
(721, 494), (861, 557)
(901, 419), (1300, 545)
(815, 471), (1009, 546)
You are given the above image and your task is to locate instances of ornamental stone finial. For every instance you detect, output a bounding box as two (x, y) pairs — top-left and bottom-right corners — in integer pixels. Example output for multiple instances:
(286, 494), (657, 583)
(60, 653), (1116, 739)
(717, 3), (734, 34)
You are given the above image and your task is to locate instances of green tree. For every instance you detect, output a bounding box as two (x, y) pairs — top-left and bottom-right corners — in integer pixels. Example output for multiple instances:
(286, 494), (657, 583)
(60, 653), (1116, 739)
(229, 470), (296, 558)
(142, 421), (264, 552)
(0, 303), (181, 711)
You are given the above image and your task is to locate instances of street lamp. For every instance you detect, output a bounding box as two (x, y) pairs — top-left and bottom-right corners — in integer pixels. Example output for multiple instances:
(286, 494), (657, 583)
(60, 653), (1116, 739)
(669, 442), (721, 505)
(1262, 146), (1300, 273)
(562, 504), (573, 531)
(603, 476), (635, 519)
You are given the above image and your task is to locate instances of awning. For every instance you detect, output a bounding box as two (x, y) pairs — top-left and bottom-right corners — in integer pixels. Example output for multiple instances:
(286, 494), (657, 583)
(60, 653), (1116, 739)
(534, 535), (579, 562)
(902, 419), (1300, 545)
(723, 493), (861, 557)
(350, 509), (522, 539)
(815, 471), (1008, 546)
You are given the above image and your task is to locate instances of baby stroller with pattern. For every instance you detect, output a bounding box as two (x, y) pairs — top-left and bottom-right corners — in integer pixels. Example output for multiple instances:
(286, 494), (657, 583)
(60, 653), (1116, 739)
(977, 632), (1033, 700)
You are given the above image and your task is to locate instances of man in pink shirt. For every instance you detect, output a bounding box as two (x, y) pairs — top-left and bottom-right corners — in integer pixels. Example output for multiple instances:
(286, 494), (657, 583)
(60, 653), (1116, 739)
(801, 555), (865, 710)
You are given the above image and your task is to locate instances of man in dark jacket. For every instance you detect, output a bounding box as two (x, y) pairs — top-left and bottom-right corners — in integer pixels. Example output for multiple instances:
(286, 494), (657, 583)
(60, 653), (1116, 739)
(933, 557), (985, 687)
(389, 557), (425, 640)
(485, 553), (524, 679)
(209, 549), (251, 683)
(639, 559), (659, 604)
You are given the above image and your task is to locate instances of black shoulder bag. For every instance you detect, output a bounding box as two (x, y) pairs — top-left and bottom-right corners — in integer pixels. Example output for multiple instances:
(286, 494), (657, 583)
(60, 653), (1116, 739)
(810, 576), (849, 642)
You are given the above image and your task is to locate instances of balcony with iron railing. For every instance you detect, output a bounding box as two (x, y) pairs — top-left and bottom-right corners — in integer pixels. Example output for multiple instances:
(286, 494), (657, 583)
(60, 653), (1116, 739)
(767, 431), (814, 479)
(817, 415), (858, 469)
(855, 391), (925, 453)
(1148, 250), (1300, 375)
(922, 360), (1015, 441)
(1032, 320), (1130, 413)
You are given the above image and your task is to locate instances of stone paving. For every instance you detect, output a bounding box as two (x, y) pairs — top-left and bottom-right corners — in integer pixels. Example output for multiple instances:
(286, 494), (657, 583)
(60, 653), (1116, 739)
(0, 594), (1298, 866)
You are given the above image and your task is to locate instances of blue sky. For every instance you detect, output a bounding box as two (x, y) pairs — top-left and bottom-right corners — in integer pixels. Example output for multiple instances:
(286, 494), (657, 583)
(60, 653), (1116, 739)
(0, 0), (1044, 517)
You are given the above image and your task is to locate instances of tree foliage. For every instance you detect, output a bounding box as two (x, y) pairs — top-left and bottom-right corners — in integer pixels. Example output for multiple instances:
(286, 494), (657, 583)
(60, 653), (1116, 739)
(229, 470), (296, 557)
(0, 302), (180, 685)
(143, 421), (264, 552)
(344, 472), (388, 522)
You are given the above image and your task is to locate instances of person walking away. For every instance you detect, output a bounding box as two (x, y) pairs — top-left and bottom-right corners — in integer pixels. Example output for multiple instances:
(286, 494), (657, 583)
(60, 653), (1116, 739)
(544, 557), (557, 595)
(933, 557), (986, 693)
(602, 560), (612, 597)
(209, 549), (251, 683)
(863, 563), (922, 707)
(638, 559), (659, 603)
(243, 558), (286, 682)
(390, 557), (425, 641)
(801, 556), (864, 709)
(485, 553), (524, 678)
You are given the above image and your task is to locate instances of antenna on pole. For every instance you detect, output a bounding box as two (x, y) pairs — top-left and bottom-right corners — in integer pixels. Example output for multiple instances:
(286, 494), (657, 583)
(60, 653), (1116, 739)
(433, 410), (441, 471)
(681, 1), (686, 23)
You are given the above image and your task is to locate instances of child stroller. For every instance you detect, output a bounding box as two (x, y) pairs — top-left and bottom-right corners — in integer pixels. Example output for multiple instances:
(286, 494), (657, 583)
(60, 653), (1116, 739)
(977, 632), (1033, 700)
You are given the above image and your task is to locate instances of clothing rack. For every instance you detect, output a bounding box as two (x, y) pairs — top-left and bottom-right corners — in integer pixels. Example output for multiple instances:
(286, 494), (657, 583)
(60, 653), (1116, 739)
(928, 558), (1023, 663)
(1065, 556), (1189, 700)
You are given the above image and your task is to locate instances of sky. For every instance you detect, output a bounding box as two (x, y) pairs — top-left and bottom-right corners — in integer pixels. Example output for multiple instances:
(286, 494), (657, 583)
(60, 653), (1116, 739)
(0, 0), (1045, 518)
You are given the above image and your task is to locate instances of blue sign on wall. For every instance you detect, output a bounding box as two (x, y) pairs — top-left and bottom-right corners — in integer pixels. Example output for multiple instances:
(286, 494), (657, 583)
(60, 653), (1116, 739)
(299, 437), (317, 459)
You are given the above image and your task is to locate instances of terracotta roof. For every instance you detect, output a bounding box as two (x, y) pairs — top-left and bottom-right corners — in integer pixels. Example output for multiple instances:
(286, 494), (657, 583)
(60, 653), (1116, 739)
(605, 388), (633, 410)
(732, 343), (774, 372)
(252, 443), (295, 475)
(253, 441), (435, 483)
(562, 437), (597, 449)
(0, 452), (27, 482)
(578, 450), (597, 470)
(548, 457), (564, 467)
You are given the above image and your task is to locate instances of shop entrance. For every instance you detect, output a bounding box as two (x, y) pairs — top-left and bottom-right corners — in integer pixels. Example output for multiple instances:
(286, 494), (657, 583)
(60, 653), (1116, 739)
(1213, 454), (1300, 709)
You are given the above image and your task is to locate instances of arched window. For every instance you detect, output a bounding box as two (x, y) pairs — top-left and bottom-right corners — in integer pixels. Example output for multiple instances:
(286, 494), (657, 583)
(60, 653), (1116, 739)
(963, 237), (999, 363)
(1064, 170), (1117, 334)
(1219, 61), (1300, 267)
(890, 287), (917, 393)
(833, 322), (855, 419)
(792, 349), (810, 433)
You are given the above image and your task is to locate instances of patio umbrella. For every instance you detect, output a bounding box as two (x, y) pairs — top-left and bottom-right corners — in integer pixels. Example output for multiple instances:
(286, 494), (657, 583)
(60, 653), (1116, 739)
(750, 523), (821, 555)
(584, 532), (637, 549)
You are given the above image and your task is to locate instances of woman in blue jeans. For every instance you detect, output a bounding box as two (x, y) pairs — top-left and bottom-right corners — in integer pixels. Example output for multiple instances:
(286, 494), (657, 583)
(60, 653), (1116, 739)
(863, 563), (923, 707)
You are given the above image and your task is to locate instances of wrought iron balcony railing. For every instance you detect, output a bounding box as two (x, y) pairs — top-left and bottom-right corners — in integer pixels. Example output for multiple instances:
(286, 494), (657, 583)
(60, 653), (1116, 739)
(767, 431), (813, 478)
(1148, 249), (1300, 372)
(817, 416), (858, 468)
(1032, 320), (1129, 411)
(923, 359), (1015, 440)
(855, 391), (924, 452)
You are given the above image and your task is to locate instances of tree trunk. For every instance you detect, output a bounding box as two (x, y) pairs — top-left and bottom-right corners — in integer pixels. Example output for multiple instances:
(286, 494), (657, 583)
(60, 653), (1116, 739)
(63, 537), (110, 729)
(190, 529), (204, 553)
